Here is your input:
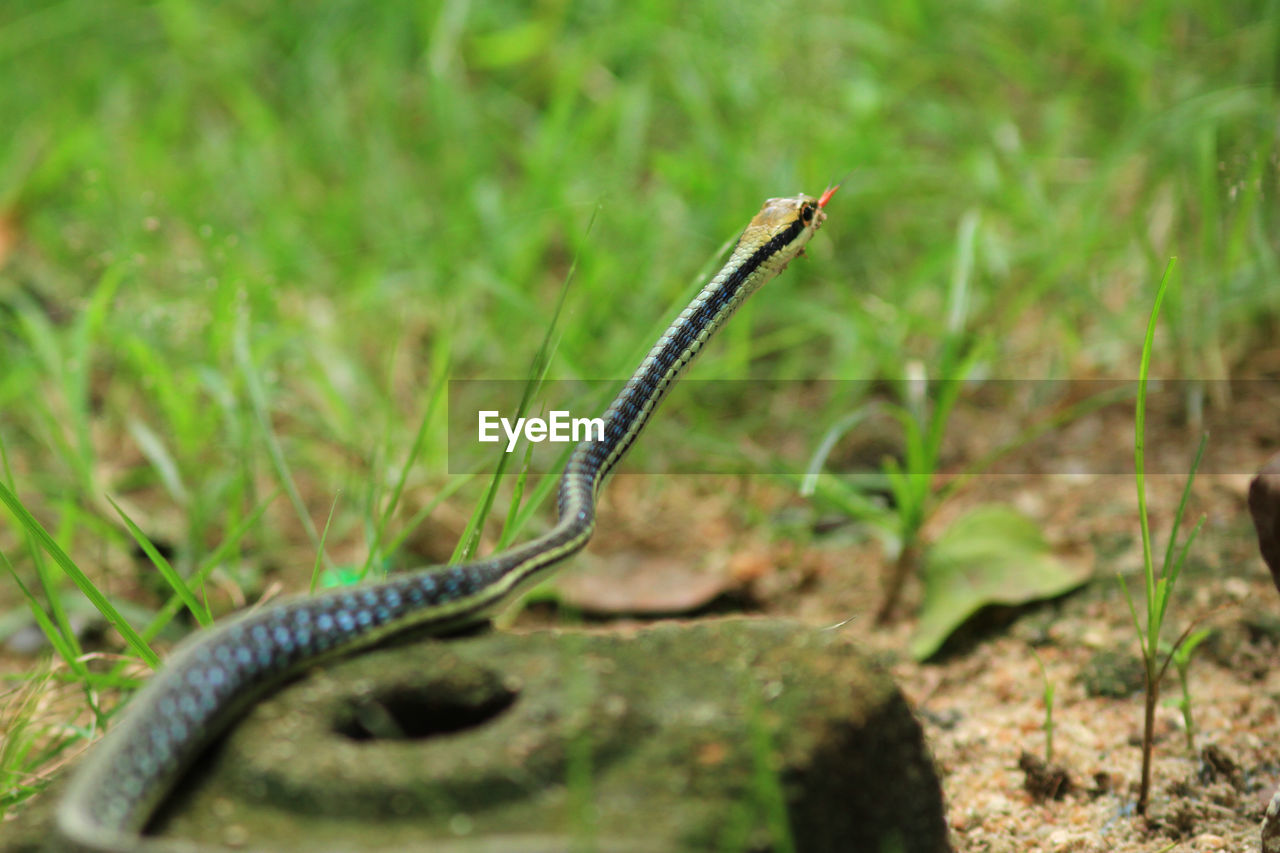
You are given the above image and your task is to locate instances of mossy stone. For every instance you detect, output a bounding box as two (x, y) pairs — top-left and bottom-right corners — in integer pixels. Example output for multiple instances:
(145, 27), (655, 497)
(17, 619), (950, 853)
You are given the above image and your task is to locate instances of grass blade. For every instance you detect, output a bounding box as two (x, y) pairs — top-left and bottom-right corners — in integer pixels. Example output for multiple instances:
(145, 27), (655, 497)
(0, 480), (158, 668)
(451, 206), (597, 563)
(137, 487), (282, 644)
(360, 335), (451, 580)
(1136, 258), (1178, 631)
(106, 495), (210, 627)
(0, 549), (79, 668)
(234, 312), (332, 573)
(310, 493), (341, 593)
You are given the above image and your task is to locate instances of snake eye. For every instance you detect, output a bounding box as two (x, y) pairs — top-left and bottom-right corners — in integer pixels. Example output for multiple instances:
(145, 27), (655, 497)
(800, 202), (815, 224)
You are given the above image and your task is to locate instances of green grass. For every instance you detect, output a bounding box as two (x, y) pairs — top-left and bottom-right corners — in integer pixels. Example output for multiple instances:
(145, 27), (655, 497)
(1, 0), (1278, 828)
(1118, 258), (1208, 816)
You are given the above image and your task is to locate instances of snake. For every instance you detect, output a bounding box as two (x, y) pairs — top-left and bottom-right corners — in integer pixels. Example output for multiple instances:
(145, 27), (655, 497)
(55, 187), (837, 851)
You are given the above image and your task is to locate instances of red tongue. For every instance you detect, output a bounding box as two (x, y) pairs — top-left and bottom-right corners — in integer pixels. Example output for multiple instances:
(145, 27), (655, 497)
(817, 184), (840, 208)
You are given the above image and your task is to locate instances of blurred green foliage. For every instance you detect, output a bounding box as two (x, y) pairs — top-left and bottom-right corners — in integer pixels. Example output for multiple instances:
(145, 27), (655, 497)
(0, 0), (1276, 641)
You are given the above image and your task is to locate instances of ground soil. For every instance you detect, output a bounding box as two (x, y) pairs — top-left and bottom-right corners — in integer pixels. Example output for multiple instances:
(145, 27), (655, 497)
(570, 476), (1275, 852)
(550, 380), (1279, 853)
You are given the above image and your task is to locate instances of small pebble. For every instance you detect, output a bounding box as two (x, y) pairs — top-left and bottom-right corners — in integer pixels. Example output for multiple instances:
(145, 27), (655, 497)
(222, 824), (249, 847)
(1222, 577), (1251, 601)
(981, 792), (1015, 815)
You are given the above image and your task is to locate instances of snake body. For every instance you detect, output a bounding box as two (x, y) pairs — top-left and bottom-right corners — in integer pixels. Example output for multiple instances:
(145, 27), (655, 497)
(56, 188), (835, 851)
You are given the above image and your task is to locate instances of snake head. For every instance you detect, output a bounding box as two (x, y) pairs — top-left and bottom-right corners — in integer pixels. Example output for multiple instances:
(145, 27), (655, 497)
(744, 185), (838, 267)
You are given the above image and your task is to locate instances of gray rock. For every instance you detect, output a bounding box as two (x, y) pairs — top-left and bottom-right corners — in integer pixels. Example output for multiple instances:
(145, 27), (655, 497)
(1248, 454), (1280, 853)
(17, 619), (950, 852)
(1248, 452), (1280, 596)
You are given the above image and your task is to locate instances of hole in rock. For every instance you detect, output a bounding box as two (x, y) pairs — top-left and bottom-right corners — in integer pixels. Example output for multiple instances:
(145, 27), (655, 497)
(334, 683), (518, 741)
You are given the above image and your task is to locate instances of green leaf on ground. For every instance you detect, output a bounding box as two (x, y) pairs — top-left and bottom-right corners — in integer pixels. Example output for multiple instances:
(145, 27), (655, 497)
(910, 504), (1088, 660)
(319, 565), (365, 590)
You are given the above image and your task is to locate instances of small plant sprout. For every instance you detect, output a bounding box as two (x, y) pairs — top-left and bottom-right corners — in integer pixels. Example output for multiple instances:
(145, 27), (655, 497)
(1032, 649), (1056, 764)
(1168, 628), (1211, 753)
(1116, 257), (1208, 816)
(800, 211), (990, 627)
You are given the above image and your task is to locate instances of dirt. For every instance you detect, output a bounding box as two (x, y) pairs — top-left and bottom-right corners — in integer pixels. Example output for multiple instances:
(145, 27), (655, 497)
(548, 379), (1280, 852)
(575, 468), (1277, 851)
